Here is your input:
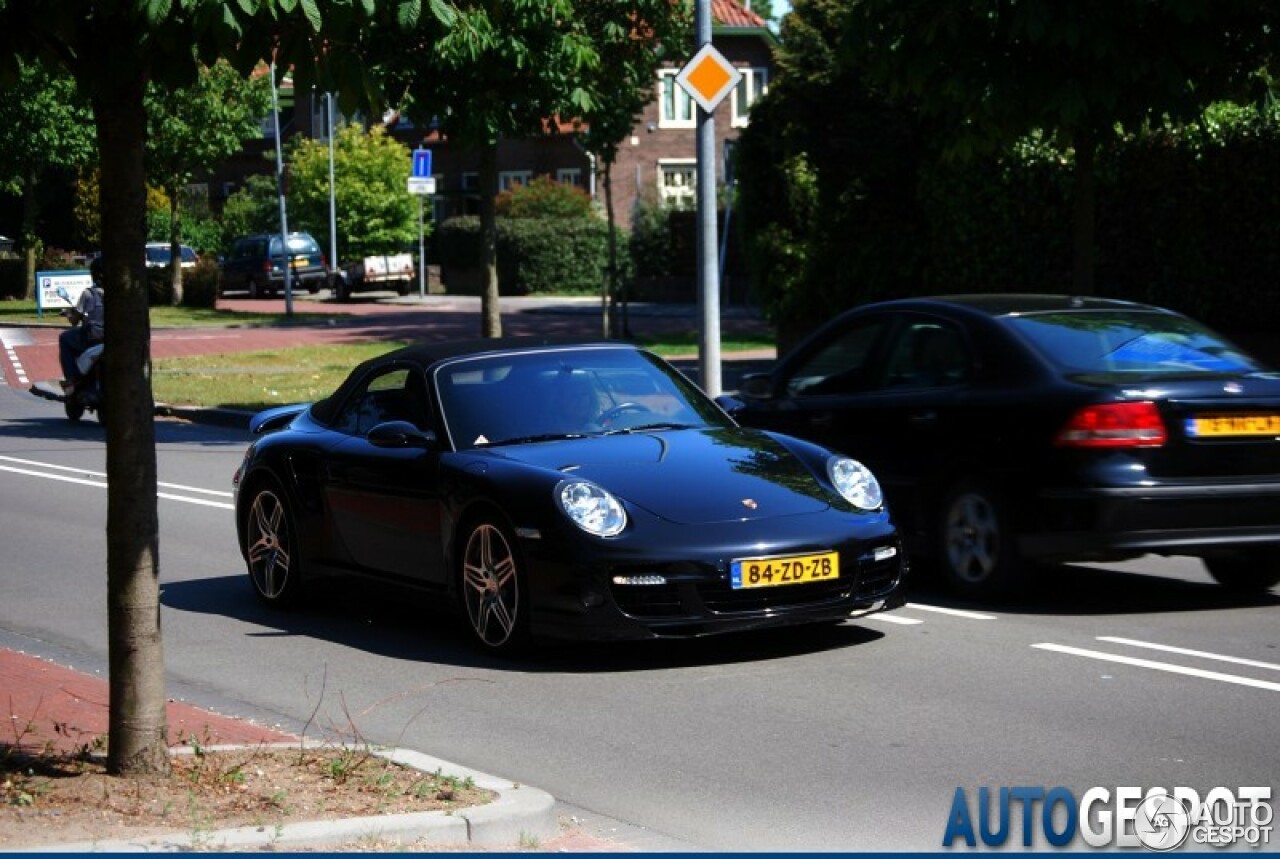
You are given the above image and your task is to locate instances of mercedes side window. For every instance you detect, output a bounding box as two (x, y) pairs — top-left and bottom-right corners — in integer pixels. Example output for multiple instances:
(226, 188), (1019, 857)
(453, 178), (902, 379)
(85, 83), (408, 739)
(882, 321), (971, 389)
(784, 317), (890, 397)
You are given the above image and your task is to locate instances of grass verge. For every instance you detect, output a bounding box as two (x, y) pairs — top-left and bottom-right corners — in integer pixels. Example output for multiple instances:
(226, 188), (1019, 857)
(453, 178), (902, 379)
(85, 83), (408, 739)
(152, 335), (775, 413)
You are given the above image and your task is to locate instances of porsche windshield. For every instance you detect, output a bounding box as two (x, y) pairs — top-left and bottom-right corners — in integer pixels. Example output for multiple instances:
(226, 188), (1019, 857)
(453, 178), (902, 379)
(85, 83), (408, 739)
(435, 347), (731, 449)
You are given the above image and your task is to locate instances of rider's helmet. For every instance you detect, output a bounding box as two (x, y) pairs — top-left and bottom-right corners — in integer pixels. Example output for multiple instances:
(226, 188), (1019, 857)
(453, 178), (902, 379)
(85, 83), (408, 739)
(89, 256), (104, 285)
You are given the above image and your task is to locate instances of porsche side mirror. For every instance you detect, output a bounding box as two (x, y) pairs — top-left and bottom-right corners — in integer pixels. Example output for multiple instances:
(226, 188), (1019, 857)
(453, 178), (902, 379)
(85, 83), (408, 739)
(368, 421), (437, 449)
(715, 394), (745, 416)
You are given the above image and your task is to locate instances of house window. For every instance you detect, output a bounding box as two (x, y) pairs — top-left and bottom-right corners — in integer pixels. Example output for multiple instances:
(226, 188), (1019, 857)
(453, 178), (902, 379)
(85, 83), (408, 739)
(658, 70), (695, 129)
(732, 68), (769, 127)
(658, 160), (696, 208)
(556, 168), (583, 187)
(499, 171), (532, 192)
(461, 173), (480, 192)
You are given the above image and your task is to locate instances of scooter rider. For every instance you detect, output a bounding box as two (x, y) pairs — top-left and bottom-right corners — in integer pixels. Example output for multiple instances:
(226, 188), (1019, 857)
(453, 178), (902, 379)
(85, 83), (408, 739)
(59, 257), (105, 396)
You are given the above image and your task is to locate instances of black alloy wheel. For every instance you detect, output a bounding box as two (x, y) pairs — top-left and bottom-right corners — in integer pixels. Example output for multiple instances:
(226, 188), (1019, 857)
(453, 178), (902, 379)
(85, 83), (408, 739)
(64, 395), (84, 422)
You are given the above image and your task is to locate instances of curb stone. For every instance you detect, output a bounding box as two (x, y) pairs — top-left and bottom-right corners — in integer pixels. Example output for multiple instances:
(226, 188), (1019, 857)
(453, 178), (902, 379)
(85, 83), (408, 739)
(20, 745), (559, 853)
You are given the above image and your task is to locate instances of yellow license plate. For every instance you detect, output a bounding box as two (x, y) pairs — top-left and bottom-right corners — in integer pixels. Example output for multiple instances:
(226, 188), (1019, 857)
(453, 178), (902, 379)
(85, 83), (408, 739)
(730, 551), (839, 589)
(1188, 414), (1280, 437)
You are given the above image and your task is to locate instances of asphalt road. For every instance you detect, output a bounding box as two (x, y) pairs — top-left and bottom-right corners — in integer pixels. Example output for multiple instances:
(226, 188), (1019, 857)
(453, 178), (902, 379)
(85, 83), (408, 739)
(0, 382), (1277, 851)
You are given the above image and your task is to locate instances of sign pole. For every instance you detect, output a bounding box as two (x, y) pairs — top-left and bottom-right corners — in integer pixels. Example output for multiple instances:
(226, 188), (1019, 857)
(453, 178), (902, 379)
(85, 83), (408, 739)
(418, 195), (426, 299)
(695, 0), (722, 397)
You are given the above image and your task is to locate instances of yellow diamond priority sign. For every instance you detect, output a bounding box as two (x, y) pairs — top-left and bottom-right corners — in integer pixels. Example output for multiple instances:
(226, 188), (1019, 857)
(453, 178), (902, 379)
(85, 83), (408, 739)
(675, 43), (743, 114)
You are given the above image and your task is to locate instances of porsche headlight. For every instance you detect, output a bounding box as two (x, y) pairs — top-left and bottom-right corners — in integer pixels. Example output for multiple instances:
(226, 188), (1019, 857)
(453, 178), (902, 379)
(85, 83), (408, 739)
(827, 456), (883, 511)
(557, 481), (627, 537)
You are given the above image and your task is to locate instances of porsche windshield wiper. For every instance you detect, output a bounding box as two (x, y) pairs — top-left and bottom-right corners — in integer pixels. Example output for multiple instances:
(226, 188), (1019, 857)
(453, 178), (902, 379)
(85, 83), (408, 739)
(603, 422), (700, 435)
(492, 432), (592, 446)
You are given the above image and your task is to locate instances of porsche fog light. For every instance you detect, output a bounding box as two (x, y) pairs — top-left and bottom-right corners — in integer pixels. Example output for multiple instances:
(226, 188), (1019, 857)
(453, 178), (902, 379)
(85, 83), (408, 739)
(828, 456), (883, 511)
(557, 480), (627, 537)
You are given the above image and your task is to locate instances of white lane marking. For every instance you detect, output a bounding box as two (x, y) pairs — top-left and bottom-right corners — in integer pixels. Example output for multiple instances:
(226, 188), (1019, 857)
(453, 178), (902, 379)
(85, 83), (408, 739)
(0, 462), (233, 511)
(863, 613), (925, 625)
(0, 454), (232, 498)
(1032, 643), (1280, 693)
(1096, 636), (1280, 672)
(0, 327), (31, 386)
(906, 602), (998, 620)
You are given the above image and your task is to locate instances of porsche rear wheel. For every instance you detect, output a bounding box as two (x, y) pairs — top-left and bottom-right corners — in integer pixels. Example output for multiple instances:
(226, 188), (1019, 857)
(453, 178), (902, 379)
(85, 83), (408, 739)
(244, 480), (302, 606)
(459, 517), (529, 653)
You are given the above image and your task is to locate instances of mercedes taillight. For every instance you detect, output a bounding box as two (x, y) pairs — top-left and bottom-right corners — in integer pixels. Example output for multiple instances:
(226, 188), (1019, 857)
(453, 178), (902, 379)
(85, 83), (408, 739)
(1054, 401), (1168, 448)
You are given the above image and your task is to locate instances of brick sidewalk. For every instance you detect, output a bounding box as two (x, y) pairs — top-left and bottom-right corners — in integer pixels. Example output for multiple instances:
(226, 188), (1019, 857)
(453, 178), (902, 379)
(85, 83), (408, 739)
(1, 648), (297, 755)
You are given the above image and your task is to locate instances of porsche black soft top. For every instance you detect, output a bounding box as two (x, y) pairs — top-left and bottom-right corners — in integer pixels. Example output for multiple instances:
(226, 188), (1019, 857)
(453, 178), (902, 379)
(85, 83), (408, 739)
(309, 336), (629, 425)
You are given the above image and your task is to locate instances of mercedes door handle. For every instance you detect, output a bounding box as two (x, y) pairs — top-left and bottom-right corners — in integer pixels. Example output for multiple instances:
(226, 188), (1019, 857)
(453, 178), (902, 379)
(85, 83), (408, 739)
(909, 410), (939, 426)
(808, 413), (834, 429)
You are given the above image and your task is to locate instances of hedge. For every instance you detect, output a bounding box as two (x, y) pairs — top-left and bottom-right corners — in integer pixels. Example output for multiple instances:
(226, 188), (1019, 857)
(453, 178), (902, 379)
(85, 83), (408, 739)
(436, 215), (618, 296)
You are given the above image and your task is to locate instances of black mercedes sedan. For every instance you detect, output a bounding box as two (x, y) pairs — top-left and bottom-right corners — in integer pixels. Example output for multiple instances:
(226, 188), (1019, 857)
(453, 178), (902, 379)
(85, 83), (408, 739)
(233, 339), (906, 652)
(723, 295), (1280, 598)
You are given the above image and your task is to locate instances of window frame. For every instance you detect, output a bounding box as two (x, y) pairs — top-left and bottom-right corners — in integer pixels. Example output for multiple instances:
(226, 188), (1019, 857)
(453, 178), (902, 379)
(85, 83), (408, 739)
(657, 159), (697, 208)
(731, 67), (769, 128)
(658, 69), (696, 129)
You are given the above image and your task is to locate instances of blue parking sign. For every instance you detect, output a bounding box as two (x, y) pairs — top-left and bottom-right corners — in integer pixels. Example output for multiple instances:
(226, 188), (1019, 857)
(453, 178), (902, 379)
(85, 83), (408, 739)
(412, 149), (432, 178)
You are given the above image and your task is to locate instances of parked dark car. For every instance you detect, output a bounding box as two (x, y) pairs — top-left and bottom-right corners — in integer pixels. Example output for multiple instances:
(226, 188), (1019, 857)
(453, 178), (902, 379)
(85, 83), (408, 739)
(234, 339), (906, 652)
(219, 232), (327, 298)
(724, 295), (1280, 598)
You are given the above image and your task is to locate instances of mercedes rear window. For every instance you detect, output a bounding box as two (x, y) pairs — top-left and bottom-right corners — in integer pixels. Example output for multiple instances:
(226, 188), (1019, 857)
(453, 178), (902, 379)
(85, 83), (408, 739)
(1005, 310), (1261, 375)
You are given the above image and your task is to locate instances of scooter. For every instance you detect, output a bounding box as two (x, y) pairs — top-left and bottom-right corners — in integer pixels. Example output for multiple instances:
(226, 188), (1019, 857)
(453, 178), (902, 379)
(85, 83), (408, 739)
(63, 342), (105, 423)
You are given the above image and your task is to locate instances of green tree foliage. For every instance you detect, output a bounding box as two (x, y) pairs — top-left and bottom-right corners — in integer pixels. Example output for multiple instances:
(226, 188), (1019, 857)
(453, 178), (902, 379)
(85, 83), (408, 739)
(0, 60), (95, 297)
(287, 123), (416, 263)
(375, 0), (602, 336)
(146, 60), (272, 304)
(736, 0), (925, 347)
(219, 174), (280, 248)
(842, 0), (1280, 293)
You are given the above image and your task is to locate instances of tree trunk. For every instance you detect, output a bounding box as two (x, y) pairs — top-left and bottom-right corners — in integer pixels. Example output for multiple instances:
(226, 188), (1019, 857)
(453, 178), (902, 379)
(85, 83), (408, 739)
(92, 74), (169, 778)
(479, 143), (501, 338)
(168, 195), (183, 306)
(1071, 125), (1097, 296)
(20, 167), (39, 301)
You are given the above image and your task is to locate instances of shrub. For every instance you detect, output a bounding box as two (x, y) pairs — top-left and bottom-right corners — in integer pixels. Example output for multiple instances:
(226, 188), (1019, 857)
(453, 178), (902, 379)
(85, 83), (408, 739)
(496, 175), (594, 219)
(182, 257), (220, 308)
(436, 215), (615, 296)
(628, 197), (674, 279)
(0, 259), (24, 299)
(145, 256), (219, 307)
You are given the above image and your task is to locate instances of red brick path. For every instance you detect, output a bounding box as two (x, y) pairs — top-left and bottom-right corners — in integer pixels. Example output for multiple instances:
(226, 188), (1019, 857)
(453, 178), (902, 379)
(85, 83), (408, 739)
(0, 648), (297, 755)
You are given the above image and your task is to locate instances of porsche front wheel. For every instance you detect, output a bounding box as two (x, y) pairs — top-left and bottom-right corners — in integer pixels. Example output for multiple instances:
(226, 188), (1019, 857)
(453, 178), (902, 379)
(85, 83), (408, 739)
(459, 517), (529, 653)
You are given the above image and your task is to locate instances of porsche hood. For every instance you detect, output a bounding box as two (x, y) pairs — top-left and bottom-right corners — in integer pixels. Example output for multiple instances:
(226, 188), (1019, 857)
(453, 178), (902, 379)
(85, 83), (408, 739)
(486, 428), (834, 525)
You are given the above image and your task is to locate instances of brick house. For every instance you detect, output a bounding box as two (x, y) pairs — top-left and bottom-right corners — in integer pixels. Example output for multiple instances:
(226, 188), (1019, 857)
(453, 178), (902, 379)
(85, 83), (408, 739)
(213, 0), (776, 238)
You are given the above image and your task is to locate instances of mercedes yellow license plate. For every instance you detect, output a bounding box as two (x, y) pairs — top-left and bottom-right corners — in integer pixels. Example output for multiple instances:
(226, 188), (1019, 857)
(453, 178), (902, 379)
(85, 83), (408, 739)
(730, 551), (839, 589)
(1187, 414), (1280, 438)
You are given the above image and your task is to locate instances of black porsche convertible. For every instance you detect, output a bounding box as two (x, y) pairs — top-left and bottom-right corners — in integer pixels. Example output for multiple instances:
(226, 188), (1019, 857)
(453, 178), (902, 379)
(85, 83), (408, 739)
(233, 339), (906, 652)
